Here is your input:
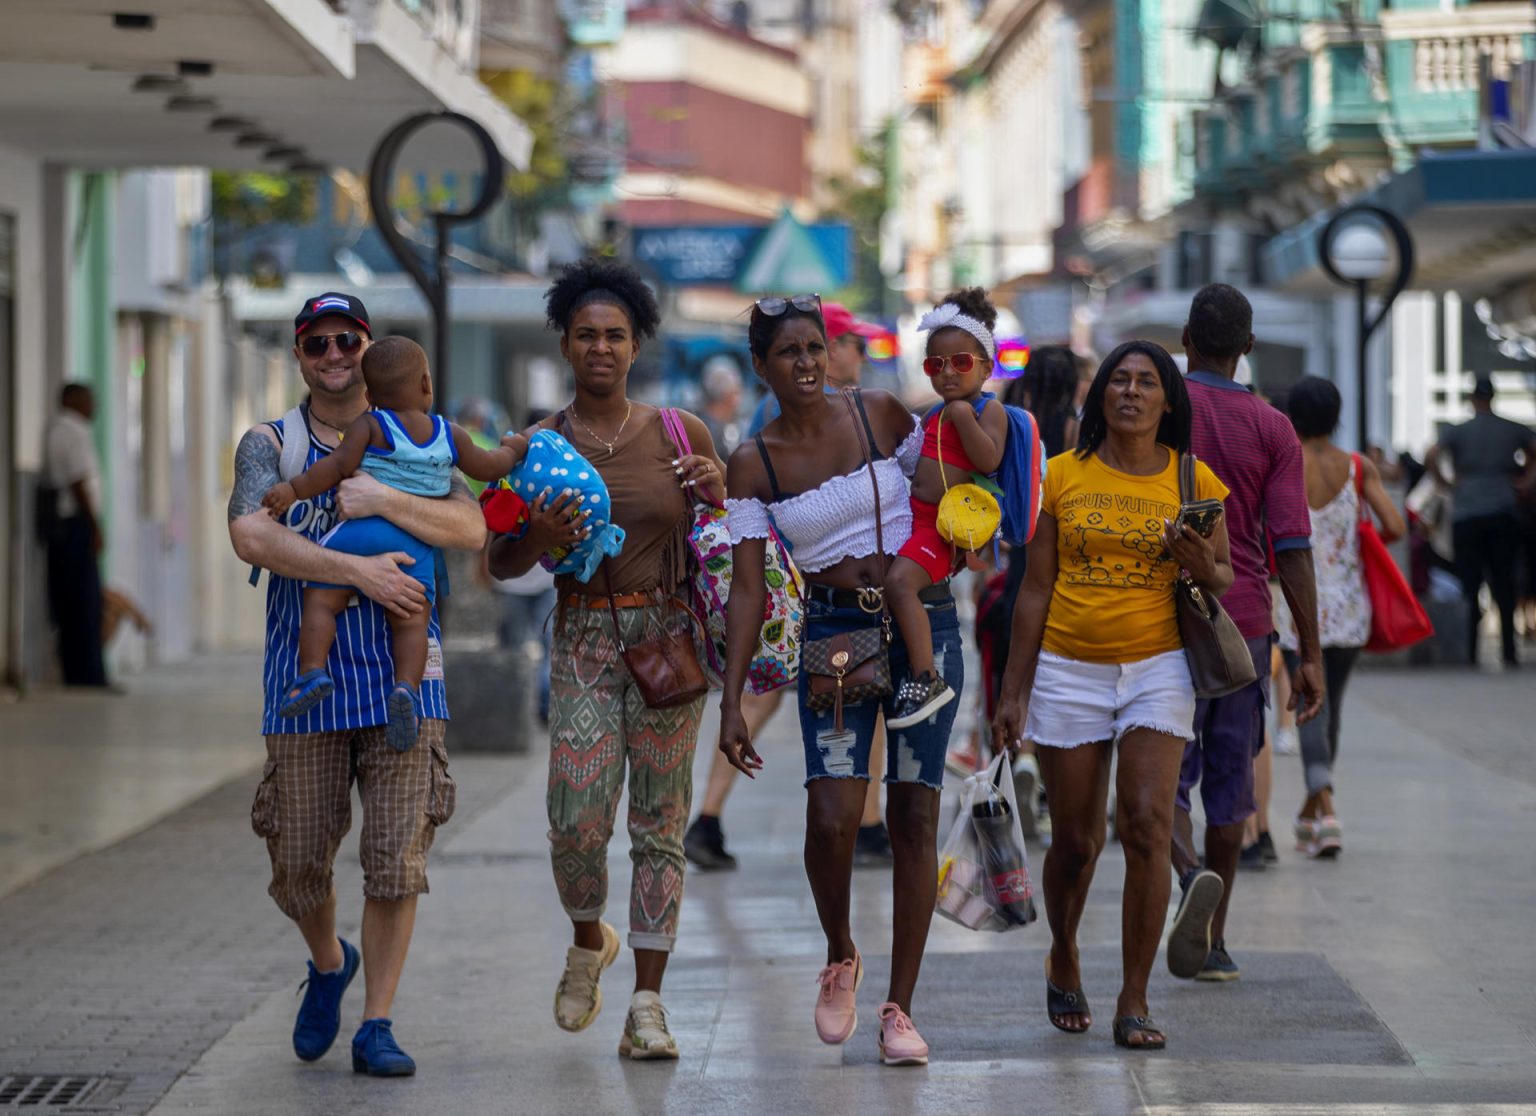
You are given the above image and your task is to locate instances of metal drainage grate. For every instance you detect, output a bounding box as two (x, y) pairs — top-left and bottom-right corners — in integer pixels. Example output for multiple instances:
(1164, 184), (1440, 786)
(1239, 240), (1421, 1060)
(0, 1076), (123, 1110)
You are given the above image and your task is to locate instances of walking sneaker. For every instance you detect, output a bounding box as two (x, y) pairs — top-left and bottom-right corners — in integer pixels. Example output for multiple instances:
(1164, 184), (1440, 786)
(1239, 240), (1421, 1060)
(1293, 814), (1318, 851)
(814, 952), (863, 1044)
(1197, 940), (1241, 982)
(876, 1002), (930, 1066)
(350, 1018), (416, 1077)
(554, 921), (620, 1033)
(1238, 841), (1267, 871)
(1273, 725), (1300, 755)
(1307, 815), (1343, 859)
(887, 672), (955, 730)
(853, 822), (894, 867)
(618, 991), (679, 1060)
(292, 938), (360, 1062)
(1166, 868), (1223, 979)
(1012, 752), (1040, 840)
(683, 814), (738, 871)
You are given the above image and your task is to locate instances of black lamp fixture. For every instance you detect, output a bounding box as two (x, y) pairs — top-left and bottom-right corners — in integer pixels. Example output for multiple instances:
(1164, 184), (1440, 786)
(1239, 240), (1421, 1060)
(263, 145), (305, 161)
(208, 116), (256, 133)
(288, 159), (328, 174)
(235, 131), (279, 147)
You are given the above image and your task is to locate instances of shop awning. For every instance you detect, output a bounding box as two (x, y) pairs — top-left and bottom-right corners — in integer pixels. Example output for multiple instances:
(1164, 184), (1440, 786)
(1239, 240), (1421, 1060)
(1263, 149), (1536, 296)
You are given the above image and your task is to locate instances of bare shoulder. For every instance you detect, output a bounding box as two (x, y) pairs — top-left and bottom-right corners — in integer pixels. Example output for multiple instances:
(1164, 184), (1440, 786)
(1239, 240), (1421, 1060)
(725, 439), (769, 501)
(862, 388), (916, 438)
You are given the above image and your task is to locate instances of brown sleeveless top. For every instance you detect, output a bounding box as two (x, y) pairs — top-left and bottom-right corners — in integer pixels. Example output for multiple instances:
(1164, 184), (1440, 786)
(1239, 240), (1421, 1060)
(557, 407), (691, 597)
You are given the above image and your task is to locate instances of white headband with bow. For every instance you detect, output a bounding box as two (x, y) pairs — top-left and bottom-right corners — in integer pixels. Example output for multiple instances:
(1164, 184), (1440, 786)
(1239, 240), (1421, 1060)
(918, 302), (996, 362)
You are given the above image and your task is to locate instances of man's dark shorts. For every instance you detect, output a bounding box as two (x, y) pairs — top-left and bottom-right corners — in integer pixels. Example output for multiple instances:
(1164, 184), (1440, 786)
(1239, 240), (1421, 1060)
(1176, 635), (1271, 828)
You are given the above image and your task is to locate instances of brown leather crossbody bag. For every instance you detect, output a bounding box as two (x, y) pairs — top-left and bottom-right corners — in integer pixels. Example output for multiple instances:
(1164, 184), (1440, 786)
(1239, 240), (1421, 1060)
(602, 559), (709, 710)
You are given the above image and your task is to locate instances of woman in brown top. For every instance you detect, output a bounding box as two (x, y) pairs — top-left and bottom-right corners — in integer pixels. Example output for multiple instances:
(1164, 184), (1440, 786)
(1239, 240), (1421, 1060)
(488, 260), (724, 1060)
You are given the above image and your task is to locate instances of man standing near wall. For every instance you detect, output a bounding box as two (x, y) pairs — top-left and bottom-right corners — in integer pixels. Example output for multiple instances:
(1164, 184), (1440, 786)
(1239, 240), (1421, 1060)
(42, 382), (109, 687)
(1167, 284), (1325, 984)
(227, 293), (486, 1077)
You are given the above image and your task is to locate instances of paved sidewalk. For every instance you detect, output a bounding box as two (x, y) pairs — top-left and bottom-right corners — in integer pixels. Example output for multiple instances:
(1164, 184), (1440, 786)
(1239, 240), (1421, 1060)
(1, 658), (1534, 1113)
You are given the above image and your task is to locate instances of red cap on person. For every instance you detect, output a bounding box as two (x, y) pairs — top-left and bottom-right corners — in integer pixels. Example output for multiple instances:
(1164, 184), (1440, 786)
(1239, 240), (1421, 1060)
(822, 302), (871, 342)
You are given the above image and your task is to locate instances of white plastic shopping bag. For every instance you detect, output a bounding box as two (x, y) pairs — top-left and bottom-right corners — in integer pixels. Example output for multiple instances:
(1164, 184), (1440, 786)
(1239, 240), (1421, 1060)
(935, 751), (1037, 931)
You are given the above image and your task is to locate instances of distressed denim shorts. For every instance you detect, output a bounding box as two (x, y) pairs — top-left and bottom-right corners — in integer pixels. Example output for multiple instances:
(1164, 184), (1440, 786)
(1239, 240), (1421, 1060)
(1024, 648), (1196, 748)
(796, 592), (963, 791)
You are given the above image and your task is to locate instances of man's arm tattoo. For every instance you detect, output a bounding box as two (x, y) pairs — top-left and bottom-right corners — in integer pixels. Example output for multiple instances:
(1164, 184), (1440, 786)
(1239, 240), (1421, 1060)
(229, 430), (281, 522)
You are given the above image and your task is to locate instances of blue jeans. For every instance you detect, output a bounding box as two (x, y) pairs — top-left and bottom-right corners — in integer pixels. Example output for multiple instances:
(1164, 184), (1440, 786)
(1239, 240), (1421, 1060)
(796, 592), (963, 790)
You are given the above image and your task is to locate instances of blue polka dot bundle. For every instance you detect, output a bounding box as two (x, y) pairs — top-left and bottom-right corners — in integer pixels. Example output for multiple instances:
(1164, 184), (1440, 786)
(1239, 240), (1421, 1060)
(486, 428), (625, 582)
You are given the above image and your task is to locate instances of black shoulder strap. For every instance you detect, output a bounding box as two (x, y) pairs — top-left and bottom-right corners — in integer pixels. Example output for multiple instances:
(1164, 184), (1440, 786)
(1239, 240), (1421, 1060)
(850, 390), (886, 460)
(1180, 452), (1196, 503)
(754, 433), (785, 502)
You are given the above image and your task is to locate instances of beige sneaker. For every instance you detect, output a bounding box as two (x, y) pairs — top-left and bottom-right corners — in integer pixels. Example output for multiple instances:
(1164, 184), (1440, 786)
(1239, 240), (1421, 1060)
(553, 921), (620, 1032)
(618, 991), (679, 1060)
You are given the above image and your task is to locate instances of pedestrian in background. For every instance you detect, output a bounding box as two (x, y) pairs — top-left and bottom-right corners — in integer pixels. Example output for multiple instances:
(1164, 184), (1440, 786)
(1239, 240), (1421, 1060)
(993, 340), (1232, 1052)
(1170, 283), (1324, 986)
(491, 407), (557, 726)
(489, 259), (724, 1061)
(718, 293), (949, 1067)
(229, 292), (485, 1077)
(698, 356), (746, 457)
(1274, 376), (1405, 858)
(1424, 376), (1536, 668)
(42, 382), (110, 688)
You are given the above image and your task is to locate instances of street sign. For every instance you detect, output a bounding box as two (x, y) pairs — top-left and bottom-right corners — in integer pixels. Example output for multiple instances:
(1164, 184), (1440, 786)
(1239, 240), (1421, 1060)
(632, 220), (851, 288)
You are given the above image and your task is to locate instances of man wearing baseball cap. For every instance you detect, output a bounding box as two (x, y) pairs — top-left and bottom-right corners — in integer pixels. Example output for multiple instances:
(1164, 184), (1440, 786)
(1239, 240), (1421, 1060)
(227, 292), (487, 1076)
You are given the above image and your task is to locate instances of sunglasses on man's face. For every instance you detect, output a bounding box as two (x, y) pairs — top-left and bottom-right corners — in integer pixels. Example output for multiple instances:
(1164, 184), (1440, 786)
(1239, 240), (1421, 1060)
(754, 294), (821, 317)
(299, 331), (364, 358)
(923, 352), (979, 377)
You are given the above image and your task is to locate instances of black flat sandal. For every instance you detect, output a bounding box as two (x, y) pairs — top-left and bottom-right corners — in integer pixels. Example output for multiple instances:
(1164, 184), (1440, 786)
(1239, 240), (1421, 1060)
(1112, 1015), (1166, 1050)
(1046, 979), (1092, 1034)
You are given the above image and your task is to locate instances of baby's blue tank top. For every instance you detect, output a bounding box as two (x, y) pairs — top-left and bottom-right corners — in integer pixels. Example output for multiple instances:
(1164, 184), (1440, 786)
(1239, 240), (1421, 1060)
(359, 409), (457, 497)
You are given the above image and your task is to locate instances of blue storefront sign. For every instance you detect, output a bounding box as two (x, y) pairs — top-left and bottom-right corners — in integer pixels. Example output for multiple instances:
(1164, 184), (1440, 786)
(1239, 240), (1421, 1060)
(633, 221), (852, 288)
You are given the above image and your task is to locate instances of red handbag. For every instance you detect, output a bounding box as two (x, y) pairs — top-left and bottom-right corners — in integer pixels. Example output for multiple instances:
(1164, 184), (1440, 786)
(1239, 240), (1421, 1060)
(1353, 455), (1433, 653)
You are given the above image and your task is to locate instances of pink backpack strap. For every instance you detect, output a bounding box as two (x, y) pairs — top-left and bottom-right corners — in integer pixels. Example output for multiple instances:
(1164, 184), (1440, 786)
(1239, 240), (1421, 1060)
(661, 406), (692, 457)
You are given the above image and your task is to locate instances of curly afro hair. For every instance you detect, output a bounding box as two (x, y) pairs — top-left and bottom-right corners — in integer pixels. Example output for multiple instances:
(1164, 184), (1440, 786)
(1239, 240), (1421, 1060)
(543, 258), (662, 340)
(933, 286), (999, 334)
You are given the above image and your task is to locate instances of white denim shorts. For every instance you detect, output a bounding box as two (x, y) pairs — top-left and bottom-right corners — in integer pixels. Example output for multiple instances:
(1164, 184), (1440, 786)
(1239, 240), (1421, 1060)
(1025, 649), (1196, 748)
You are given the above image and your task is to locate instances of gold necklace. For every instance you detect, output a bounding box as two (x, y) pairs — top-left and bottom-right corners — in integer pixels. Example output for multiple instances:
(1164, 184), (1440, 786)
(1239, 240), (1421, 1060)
(568, 401), (632, 457)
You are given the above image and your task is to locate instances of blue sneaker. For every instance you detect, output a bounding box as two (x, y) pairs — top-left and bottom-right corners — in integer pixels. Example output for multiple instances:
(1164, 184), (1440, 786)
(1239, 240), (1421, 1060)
(352, 1018), (416, 1077)
(292, 938), (360, 1061)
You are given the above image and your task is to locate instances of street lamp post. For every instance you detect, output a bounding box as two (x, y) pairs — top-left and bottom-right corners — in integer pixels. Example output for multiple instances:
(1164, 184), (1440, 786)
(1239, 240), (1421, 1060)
(1318, 205), (1414, 451)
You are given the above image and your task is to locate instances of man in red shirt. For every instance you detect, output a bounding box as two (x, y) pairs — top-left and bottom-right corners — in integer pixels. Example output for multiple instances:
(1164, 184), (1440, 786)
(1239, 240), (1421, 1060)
(1165, 284), (1326, 983)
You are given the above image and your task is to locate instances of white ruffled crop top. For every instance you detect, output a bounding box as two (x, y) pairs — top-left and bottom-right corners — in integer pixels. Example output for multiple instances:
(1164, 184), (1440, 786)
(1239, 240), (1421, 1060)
(725, 425), (922, 573)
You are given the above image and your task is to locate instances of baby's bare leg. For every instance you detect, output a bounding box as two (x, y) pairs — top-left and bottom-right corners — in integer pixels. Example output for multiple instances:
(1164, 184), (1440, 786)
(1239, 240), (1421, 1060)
(387, 606), (431, 688)
(886, 555), (936, 676)
(298, 588), (356, 674)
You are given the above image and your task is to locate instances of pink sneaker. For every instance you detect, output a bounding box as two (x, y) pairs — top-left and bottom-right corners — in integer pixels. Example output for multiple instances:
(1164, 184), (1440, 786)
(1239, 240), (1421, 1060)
(813, 952), (862, 1044)
(877, 1002), (929, 1066)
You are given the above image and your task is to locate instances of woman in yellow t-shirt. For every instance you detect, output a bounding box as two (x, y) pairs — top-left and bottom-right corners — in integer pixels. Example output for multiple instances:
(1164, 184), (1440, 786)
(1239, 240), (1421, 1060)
(993, 340), (1232, 1052)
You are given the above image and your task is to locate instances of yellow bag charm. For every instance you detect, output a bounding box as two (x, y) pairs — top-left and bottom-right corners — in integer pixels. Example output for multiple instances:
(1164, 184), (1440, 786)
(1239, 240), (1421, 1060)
(934, 414), (1002, 552)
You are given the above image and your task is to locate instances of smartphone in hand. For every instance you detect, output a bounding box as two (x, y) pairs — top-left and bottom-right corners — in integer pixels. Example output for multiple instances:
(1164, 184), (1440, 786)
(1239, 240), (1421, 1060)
(1175, 499), (1224, 539)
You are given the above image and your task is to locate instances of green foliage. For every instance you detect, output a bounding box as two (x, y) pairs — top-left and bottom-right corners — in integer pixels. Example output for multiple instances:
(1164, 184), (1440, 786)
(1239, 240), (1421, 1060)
(210, 171), (317, 228)
(819, 132), (891, 314)
(481, 69), (569, 204)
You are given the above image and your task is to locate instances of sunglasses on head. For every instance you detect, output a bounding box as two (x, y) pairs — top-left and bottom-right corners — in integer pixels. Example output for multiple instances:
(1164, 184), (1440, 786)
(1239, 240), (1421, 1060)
(922, 352), (980, 377)
(299, 331), (364, 358)
(754, 294), (821, 317)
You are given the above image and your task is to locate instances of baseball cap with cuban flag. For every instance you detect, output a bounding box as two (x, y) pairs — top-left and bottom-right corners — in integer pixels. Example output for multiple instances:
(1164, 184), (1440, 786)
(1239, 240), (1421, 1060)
(294, 291), (371, 337)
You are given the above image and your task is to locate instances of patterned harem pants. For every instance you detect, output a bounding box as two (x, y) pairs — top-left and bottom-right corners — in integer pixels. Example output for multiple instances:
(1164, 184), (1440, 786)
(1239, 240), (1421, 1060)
(547, 600), (704, 952)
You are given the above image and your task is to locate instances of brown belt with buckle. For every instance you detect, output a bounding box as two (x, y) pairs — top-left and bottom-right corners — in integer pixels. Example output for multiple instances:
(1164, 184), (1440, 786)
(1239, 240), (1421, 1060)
(564, 590), (660, 611)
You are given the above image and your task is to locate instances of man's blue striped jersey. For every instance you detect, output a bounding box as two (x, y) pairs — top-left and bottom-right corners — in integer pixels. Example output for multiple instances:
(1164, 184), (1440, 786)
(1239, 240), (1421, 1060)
(260, 417), (450, 734)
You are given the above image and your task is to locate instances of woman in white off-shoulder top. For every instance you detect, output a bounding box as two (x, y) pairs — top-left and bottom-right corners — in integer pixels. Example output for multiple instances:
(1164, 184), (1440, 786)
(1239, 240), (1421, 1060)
(715, 294), (961, 1067)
